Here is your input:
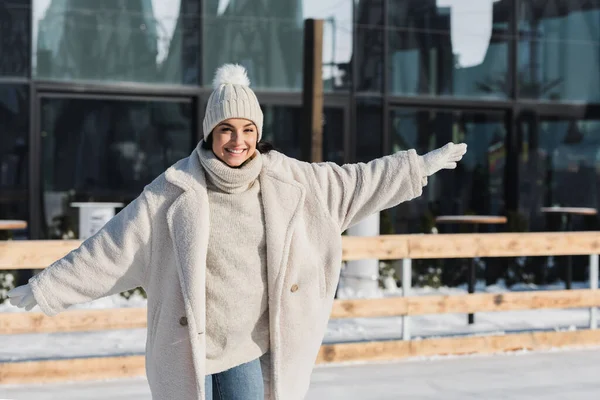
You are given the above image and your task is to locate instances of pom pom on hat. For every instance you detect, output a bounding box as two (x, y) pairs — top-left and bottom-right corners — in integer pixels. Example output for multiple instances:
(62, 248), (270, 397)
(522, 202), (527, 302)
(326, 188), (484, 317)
(212, 64), (251, 89)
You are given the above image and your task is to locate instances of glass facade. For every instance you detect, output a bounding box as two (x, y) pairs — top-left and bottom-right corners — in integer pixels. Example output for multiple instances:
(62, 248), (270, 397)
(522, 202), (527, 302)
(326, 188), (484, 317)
(0, 0), (30, 77)
(16, 0), (600, 100)
(261, 105), (345, 163)
(40, 96), (193, 238)
(32, 0), (200, 84)
(0, 0), (599, 242)
(203, 0), (352, 91)
(355, 97), (383, 162)
(0, 85), (29, 223)
(388, 0), (511, 98)
(519, 0), (600, 102)
(519, 116), (600, 231)
(322, 107), (345, 163)
(389, 108), (507, 233)
(355, 0), (384, 93)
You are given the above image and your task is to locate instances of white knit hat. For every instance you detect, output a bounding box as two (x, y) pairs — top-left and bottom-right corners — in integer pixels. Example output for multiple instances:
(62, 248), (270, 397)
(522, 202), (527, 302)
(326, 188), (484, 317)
(203, 64), (263, 141)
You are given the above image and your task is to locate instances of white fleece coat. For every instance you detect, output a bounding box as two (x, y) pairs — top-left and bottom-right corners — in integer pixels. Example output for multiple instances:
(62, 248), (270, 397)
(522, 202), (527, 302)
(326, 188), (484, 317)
(29, 144), (425, 400)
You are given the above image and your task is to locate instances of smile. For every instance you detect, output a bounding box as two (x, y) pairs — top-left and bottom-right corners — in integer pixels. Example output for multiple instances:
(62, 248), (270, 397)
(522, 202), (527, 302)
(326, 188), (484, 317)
(225, 148), (246, 155)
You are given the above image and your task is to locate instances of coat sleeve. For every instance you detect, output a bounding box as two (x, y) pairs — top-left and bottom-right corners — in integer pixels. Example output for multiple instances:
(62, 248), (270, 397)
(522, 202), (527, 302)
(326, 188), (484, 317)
(28, 190), (154, 316)
(298, 150), (426, 232)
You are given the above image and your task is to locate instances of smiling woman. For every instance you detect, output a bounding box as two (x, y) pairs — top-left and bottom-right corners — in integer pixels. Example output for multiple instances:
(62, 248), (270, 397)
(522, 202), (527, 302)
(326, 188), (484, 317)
(207, 119), (258, 167)
(200, 65), (274, 168)
(8, 62), (467, 400)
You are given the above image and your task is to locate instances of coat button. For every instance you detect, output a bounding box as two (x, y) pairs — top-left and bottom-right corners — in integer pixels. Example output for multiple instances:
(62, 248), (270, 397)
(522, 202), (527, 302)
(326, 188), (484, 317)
(179, 316), (188, 326)
(290, 284), (299, 293)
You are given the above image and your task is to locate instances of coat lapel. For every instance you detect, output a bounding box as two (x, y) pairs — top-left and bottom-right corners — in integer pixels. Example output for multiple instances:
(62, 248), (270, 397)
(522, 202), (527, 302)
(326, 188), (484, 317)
(165, 150), (209, 325)
(260, 172), (305, 293)
(260, 170), (305, 398)
(164, 151), (209, 396)
(167, 190), (209, 325)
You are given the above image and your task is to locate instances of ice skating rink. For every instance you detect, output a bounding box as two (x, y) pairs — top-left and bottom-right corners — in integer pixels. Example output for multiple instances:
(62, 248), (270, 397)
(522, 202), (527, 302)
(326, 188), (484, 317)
(2, 348), (599, 400)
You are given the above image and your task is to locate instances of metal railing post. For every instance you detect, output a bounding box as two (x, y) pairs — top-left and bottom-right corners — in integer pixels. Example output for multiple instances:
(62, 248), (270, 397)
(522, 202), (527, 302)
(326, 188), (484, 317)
(402, 258), (412, 341)
(590, 254), (598, 330)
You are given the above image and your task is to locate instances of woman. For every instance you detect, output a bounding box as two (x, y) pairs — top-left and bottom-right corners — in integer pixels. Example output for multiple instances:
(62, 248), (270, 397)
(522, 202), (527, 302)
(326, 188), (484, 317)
(8, 64), (466, 400)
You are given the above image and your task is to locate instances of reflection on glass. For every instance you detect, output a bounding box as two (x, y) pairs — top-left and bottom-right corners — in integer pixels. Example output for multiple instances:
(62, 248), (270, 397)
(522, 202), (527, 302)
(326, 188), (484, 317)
(519, 117), (600, 231)
(0, 0), (30, 77)
(261, 105), (344, 163)
(519, 0), (600, 102)
(354, 0), (384, 92)
(203, 0), (352, 91)
(40, 97), (193, 238)
(305, 0), (353, 90)
(388, 0), (510, 98)
(0, 85), (28, 224)
(355, 97), (383, 161)
(323, 108), (345, 163)
(33, 0), (199, 84)
(261, 105), (302, 158)
(389, 108), (506, 233)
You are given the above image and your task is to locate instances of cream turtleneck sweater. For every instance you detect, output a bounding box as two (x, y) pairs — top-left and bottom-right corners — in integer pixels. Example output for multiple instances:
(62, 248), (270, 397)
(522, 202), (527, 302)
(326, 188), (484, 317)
(197, 146), (270, 375)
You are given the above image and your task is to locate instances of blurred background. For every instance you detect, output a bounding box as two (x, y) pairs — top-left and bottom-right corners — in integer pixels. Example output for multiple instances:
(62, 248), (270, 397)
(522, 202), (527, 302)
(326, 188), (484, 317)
(2, 0), (600, 288)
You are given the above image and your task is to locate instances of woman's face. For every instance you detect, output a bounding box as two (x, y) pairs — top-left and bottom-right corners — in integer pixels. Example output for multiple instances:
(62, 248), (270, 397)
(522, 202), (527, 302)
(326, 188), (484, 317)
(211, 118), (258, 167)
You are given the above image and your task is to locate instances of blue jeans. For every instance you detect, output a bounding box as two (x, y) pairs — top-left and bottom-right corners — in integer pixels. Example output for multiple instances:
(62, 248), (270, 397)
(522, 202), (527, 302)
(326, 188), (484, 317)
(205, 358), (264, 400)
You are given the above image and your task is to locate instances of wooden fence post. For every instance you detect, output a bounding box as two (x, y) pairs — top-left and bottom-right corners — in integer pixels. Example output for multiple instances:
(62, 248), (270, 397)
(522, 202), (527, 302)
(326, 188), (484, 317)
(302, 18), (324, 163)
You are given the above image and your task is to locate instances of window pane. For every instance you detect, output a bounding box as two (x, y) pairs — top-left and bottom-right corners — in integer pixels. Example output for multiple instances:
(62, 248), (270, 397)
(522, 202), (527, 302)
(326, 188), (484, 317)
(323, 108), (345, 164)
(0, 84), (29, 225)
(0, 0), (30, 77)
(40, 97), (193, 238)
(305, 0), (353, 91)
(519, 0), (600, 102)
(202, 0), (352, 91)
(33, 0), (200, 85)
(519, 116), (600, 231)
(389, 108), (506, 233)
(355, 97), (382, 161)
(388, 0), (510, 98)
(262, 105), (302, 158)
(261, 104), (345, 163)
(355, 0), (384, 93)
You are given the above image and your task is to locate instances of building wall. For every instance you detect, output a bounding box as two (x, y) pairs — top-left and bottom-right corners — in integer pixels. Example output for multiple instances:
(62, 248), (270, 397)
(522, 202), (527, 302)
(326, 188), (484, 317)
(1, 0), (600, 241)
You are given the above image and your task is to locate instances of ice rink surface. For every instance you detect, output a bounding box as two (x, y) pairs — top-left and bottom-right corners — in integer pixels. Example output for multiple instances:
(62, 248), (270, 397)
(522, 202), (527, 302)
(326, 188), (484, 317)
(2, 347), (600, 400)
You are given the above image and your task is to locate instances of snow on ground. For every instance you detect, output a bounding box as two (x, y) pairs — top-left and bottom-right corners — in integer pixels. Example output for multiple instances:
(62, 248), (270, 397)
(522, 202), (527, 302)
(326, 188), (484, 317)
(2, 347), (600, 399)
(0, 280), (595, 361)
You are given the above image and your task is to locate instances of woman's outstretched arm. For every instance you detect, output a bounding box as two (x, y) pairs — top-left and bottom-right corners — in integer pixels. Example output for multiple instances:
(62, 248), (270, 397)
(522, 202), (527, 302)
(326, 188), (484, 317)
(9, 190), (155, 316)
(297, 142), (467, 232)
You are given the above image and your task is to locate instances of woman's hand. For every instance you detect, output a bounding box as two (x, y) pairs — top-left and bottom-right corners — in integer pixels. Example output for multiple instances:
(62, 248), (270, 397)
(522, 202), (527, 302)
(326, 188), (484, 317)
(7, 284), (37, 311)
(420, 142), (467, 176)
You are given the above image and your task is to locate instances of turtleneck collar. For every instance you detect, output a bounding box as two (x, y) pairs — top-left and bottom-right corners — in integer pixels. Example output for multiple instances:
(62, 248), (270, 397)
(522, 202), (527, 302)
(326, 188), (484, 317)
(197, 144), (263, 194)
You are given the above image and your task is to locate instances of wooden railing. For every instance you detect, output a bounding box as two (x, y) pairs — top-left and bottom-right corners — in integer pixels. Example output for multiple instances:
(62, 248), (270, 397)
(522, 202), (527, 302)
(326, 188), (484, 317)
(2, 231), (599, 269)
(0, 232), (599, 384)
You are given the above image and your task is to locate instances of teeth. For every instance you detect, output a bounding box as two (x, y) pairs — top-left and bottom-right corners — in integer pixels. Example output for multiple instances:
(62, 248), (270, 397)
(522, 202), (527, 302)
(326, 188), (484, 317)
(227, 149), (245, 154)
